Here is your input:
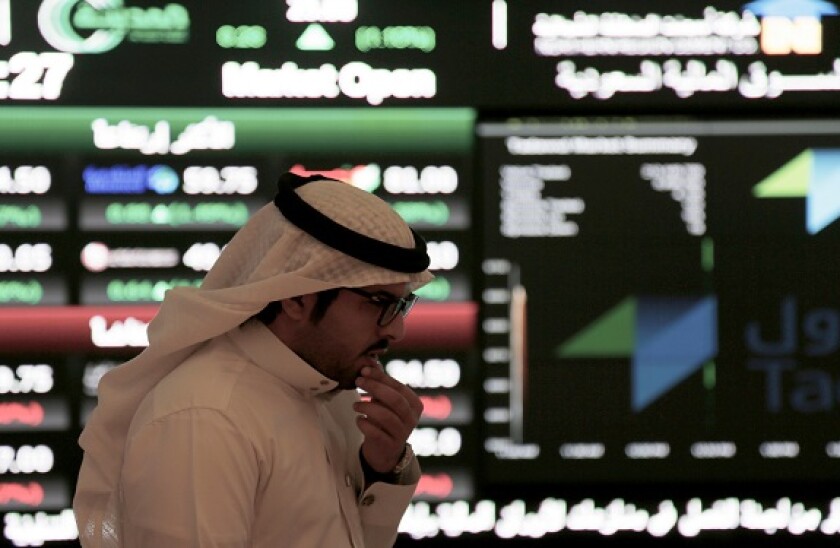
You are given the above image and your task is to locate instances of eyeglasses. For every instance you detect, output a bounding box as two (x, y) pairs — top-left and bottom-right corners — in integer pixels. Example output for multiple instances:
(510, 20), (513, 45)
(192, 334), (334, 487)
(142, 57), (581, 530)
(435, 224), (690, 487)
(343, 287), (419, 327)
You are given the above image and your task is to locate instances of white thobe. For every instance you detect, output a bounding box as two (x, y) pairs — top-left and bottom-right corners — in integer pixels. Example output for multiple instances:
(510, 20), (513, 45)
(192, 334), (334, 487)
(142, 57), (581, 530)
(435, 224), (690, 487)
(117, 319), (419, 547)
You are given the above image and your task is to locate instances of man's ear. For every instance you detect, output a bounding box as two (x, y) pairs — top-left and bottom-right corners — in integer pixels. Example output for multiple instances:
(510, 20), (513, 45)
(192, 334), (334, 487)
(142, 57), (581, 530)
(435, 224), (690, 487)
(280, 294), (316, 321)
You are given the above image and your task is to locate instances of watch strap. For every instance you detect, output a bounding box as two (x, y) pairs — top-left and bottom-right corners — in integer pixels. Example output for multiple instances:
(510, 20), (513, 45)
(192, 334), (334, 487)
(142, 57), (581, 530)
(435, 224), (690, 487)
(390, 443), (414, 476)
(360, 443), (414, 484)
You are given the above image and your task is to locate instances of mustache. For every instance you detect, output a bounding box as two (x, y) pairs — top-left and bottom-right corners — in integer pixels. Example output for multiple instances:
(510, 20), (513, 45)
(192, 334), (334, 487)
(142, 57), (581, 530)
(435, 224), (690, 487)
(365, 339), (389, 353)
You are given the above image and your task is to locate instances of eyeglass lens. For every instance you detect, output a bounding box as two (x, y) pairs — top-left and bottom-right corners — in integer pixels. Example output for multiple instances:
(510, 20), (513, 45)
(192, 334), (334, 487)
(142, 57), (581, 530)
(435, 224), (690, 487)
(379, 294), (417, 326)
(343, 288), (418, 327)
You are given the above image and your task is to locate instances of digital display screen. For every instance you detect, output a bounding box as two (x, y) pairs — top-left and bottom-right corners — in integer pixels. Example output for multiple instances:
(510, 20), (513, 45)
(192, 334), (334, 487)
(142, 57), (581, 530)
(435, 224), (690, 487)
(478, 117), (840, 485)
(4, 0), (840, 545)
(487, 0), (840, 110)
(3, 0), (840, 109)
(0, 106), (478, 546)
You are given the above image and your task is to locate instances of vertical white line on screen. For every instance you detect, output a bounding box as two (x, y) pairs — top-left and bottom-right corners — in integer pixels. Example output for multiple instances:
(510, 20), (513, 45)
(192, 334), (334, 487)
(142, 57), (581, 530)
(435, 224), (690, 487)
(492, 0), (507, 50)
(0, 0), (10, 46)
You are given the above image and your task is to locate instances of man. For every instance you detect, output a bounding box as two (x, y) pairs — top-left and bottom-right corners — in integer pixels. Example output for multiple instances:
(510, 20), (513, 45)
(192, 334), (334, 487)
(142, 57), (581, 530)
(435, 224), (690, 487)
(74, 172), (434, 547)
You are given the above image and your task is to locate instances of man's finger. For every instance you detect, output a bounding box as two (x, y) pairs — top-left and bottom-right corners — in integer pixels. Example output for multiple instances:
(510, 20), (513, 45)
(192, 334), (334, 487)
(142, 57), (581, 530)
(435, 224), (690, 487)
(358, 367), (423, 419)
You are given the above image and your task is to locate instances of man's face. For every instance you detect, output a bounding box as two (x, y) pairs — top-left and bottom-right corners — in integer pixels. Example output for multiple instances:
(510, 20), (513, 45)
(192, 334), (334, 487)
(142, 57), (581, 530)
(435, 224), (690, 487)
(293, 282), (410, 390)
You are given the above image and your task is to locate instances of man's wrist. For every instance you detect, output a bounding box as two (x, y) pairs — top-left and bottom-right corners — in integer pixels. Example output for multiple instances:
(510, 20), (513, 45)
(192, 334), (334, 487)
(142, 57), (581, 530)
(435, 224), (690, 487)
(390, 443), (414, 476)
(361, 443), (414, 484)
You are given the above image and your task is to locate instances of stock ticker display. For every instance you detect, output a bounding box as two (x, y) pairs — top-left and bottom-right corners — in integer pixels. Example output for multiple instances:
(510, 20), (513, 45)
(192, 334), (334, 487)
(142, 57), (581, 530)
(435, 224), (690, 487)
(2, 0), (840, 545)
(477, 118), (840, 533)
(4, 0), (840, 110)
(0, 106), (479, 546)
(478, 118), (840, 477)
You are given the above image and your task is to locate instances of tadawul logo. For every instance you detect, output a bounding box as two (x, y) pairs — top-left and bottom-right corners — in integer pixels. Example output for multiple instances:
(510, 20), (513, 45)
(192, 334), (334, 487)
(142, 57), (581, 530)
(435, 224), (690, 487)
(753, 149), (840, 234)
(38, 0), (190, 54)
(556, 295), (718, 412)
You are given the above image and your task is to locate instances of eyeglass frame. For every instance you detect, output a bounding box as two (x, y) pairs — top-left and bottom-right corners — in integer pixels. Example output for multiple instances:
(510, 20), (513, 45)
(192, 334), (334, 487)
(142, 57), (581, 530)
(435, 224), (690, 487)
(342, 287), (419, 327)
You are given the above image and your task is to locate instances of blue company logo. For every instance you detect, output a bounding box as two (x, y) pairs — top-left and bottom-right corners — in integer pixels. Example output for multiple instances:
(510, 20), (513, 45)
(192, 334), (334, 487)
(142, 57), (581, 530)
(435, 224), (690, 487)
(557, 296), (718, 412)
(746, 295), (840, 413)
(84, 164), (179, 194)
(753, 149), (840, 234)
(743, 0), (838, 17)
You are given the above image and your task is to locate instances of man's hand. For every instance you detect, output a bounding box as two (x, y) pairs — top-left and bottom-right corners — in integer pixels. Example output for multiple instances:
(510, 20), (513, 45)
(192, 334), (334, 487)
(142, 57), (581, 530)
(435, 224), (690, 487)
(354, 366), (423, 474)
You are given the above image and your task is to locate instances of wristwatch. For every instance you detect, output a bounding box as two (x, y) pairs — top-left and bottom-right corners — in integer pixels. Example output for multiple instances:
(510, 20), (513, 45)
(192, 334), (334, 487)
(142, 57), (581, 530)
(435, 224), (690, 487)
(360, 443), (415, 484)
(391, 443), (415, 476)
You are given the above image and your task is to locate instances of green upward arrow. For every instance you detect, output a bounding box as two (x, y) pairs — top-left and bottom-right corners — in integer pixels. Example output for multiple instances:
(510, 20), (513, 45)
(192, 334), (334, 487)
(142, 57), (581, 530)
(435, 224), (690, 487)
(296, 23), (335, 51)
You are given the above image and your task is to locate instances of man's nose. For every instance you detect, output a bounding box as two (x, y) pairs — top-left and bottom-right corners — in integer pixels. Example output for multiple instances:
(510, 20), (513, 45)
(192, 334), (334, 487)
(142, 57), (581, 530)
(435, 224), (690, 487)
(378, 313), (406, 342)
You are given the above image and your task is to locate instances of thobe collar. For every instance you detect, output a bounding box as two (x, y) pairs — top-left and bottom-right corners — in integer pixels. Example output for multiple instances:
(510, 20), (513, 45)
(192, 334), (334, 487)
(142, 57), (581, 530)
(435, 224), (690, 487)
(227, 319), (340, 398)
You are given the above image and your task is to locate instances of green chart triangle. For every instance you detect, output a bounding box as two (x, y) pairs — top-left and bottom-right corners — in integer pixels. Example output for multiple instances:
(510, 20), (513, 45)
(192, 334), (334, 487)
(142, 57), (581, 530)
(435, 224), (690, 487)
(753, 149), (811, 198)
(296, 23), (335, 51)
(556, 297), (636, 358)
